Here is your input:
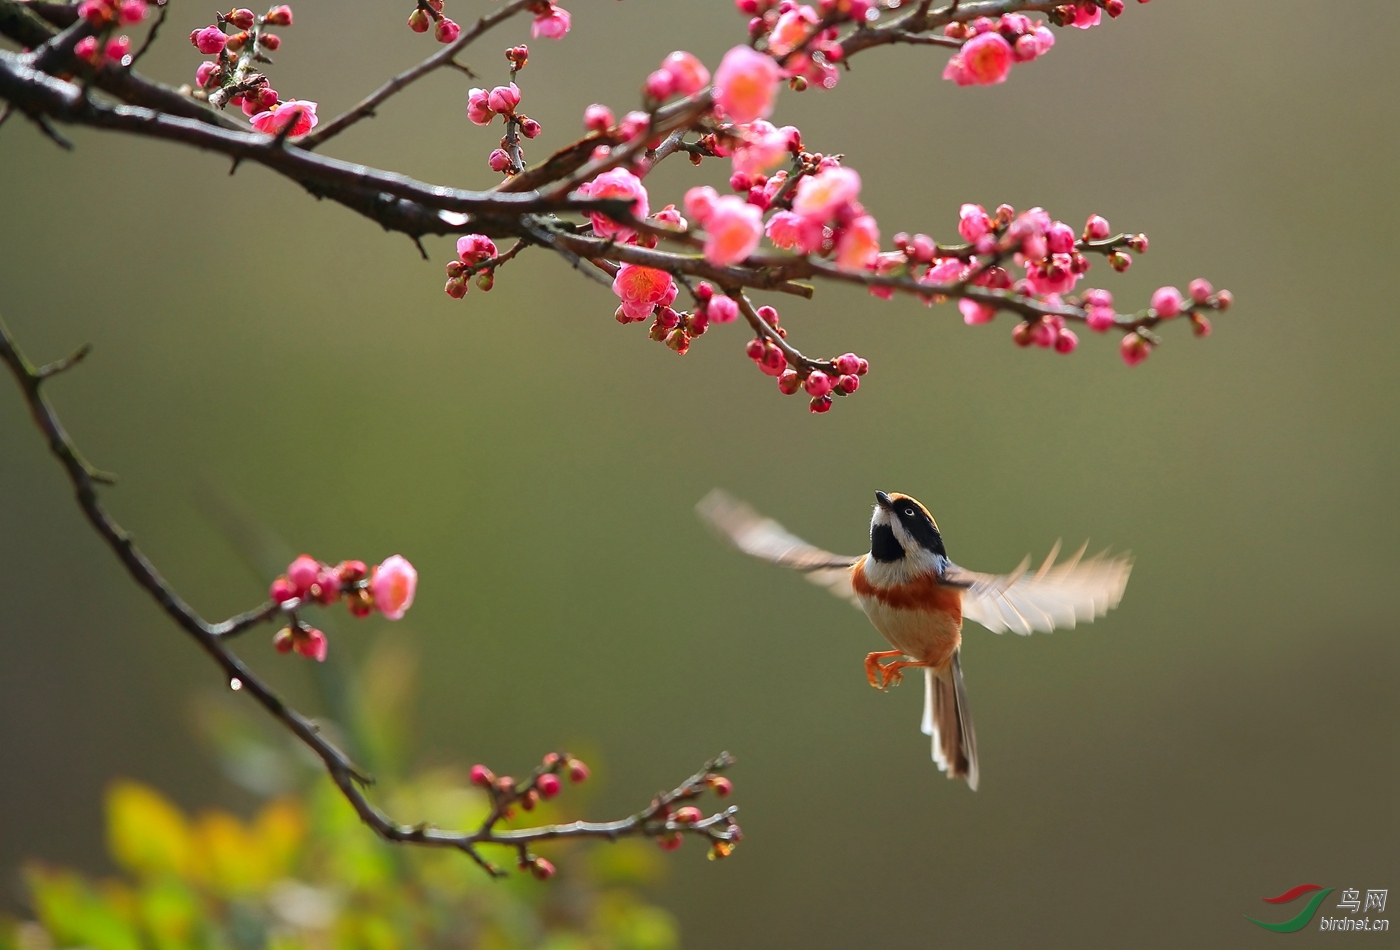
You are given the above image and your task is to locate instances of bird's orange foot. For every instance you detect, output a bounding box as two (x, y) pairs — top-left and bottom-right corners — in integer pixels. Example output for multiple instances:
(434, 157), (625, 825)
(864, 650), (905, 689)
(876, 658), (932, 691)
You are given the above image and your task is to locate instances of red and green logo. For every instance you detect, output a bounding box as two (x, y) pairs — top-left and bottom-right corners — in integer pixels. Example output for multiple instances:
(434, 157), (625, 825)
(1246, 884), (1335, 933)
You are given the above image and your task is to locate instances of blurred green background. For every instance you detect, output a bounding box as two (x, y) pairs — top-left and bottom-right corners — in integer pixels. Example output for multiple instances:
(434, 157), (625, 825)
(1, 1), (1396, 946)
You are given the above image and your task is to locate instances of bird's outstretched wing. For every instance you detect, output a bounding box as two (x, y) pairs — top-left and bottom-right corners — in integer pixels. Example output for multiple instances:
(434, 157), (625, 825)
(943, 541), (1132, 635)
(696, 489), (861, 604)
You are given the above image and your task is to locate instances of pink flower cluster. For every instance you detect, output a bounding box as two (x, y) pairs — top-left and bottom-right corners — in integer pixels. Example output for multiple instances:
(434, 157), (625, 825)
(266, 554), (418, 661)
(74, 33), (135, 67)
(942, 13), (1055, 86)
(738, 3), (855, 91)
(577, 167), (650, 241)
(739, 304), (867, 411)
(76, 0), (147, 26)
(468, 751), (616, 872)
(645, 50), (711, 103)
(188, 6), (315, 135)
(405, 0), (461, 42)
(467, 82), (521, 125)
(445, 234), (499, 298)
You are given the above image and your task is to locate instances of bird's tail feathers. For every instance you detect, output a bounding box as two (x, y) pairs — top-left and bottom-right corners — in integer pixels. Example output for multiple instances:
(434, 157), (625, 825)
(922, 654), (978, 791)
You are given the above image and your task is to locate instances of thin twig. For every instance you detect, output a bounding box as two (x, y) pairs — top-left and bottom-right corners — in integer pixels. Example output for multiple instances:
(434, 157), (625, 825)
(0, 314), (742, 875)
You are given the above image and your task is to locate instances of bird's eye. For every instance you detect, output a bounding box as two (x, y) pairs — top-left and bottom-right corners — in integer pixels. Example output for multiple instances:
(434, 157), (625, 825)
(904, 508), (915, 516)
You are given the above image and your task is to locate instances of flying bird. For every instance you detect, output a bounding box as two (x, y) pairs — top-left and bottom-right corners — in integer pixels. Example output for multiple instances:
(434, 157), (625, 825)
(696, 489), (1132, 790)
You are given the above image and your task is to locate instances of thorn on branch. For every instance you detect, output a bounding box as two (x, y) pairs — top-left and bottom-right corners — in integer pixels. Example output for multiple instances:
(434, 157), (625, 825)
(29, 112), (73, 150)
(35, 342), (91, 380)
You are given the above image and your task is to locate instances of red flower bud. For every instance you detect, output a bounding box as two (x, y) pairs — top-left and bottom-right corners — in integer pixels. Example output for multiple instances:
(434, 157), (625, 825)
(470, 764), (495, 787)
(537, 773), (561, 798)
(567, 759), (590, 783)
(709, 776), (733, 797)
(530, 857), (555, 880)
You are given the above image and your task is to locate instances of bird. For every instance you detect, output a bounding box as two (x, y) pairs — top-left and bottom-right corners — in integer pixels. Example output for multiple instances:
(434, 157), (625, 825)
(696, 489), (1132, 790)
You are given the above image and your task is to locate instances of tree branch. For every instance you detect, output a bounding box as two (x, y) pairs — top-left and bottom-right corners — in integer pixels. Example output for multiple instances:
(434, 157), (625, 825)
(0, 315), (741, 876)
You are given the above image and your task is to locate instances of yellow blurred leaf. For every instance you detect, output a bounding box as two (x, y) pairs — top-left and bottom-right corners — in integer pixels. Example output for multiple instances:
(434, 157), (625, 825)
(254, 797), (308, 880)
(105, 781), (193, 880)
(194, 810), (262, 896)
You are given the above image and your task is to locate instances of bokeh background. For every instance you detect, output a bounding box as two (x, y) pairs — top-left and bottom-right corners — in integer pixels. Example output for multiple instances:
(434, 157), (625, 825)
(2, 1), (1396, 946)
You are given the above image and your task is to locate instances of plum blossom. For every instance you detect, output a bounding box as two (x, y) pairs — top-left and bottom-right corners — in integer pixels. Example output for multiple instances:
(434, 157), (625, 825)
(765, 210), (825, 254)
(713, 45), (781, 123)
(731, 120), (793, 176)
(531, 4), (571, 39)
(456, 234), (497, 264)
(371, 555), (418, 620)
(189, 25), (226, 54)
(943, 32), (1013, 85)
(959, 299), (997, 325)
(487, 83), (520, 115)
(612, 264), (676, 322)
(769, 4), (819, 56)
(249, 100), (318, 136)
(792, 167), (860, 224)
(1151, 285), (1183, 317)
(660, 51), (710, 96)
(702, 195), (763, 266)
(577, 168), (649, 240)
(836, 214), (880, 269)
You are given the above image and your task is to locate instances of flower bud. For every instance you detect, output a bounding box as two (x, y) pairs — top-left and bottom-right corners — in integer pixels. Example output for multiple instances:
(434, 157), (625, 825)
(258, 32), (280, 50)
(1150, 285), (1183, 318)
(657, 833), (682, 851)
(519, 117), (542, 138)
(1214, 289), (1233, 311)
(470, 764), (495, 786)
(803, 370), (832, 397)
(270, 576), (298, 604)
(1084, 214), (1111, 240)
(1120, 332), (1151, 367)
(488, 148), (511, 172)
(348, 588), (374, 617)
(708, 776), (733, 797)
(530, 857), (556, 880)
(665, 328), (690, 353)
(777, 370), (801, 394)
(407, 8), (430, 31)
(295, 627), (328, 662)
(567, 759), (590, 783)
(1054, 328), (1079, 353)
(521, 789), (539, 811)
(809, 394), (833, 413)
(265, 4), (293, 26)
(1012, 322), (1035, 347)
(1188, 278), (1213, 303)
(583, 103), (614, 132)
(190, 25), (227, 54)
(674, 806), (703, 824)
(707, 295), (739, 324)
(273, 626), (295, 653)
(537, 773), (561, 799)
(837, 373), (860, 393)
(445, 277), (467, 298)
(1127, 233), (1149, 253)
(1108, 251), (1131, 273)
(1191, 314), (1212, 337)
(287, 555), (320, 595)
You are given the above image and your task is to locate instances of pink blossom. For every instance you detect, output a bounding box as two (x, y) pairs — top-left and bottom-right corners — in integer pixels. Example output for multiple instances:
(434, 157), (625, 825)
(925, 256), (967, 284)
(1085, 214), (1111, 240)
(265, 4), (292, 26)
(703, 195), (763, 266)
(765, 210), (825, 254)
(1120, 332), (1150, 367)
(487, 148), (511, 172)
(1054, 328), (1079, 353)
(270, 576), (298, 604)
(713, 45), (781, 123)
(804, 370), (832, 397)
(434, 16), (460, 43)
(1033, 25), (1055, 54)
(1151, 285), (1183, 317)
(487, 83), (520, 115)
(645, 69), (675, 101)
(74, 35), (100, 61)
(287, 555), (320, 596)
(531, 4), (571, 39)
(707, 295), (740, 323)
(1085, 306), (1117, 331)
(1025, 253), (1078, 295)
(296, 627), (328, 662)
(792, 166), (861, 223)
(684, 185), (720, 224)
(731, 120), (791, 176)
(958, 203), (992, 242)
(652, 204), (687, 230)
(190, 25), (226, 54)
(371, 555), (418, 620)
(1072, 3), (1102, 28)
(959, 298), (997, 325)
(456, 233), (497, 264)
(583, 103), (614, 131)
(947, 32), (1014, 85)
(617, 110), (650, 142)
(1013, 34), (1039, 62)
(836, 214), (880, 269)
(467, 88), (492, 125)
(104, 35), (131, 61)
(769, 4), (819, 56)
(77, 1), (109, 24)
(1189, 278), (1213, 303)
(519, 117), (542, 138)
(1045, 221), (1076, 254)
(661, 51), (710, 97)
(249, 100), (318, 136)
(612, 263), (676, 322)
(578, 168), (649, 240)
(117, 0), (147, 24)
(195, 61), (218, 88)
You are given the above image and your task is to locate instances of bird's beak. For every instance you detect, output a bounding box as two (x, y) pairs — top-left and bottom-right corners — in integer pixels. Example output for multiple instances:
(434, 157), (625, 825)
(875, 490), (893, 511)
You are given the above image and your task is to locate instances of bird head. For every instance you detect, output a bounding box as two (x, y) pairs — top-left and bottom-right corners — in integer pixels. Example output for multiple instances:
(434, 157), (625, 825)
(871, 490), (947, 562)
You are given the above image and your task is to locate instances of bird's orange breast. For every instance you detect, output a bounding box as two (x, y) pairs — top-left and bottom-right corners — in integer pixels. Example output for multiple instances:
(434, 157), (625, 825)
(851, 560), (964, 621)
